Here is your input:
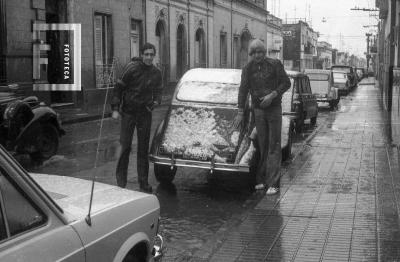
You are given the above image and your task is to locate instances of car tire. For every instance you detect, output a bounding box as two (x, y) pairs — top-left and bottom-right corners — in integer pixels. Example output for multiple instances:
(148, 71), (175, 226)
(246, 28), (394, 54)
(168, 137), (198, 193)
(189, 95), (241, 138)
(30, 123), (59, 161)
(154, 163), (177, 184)
(282, 123), (293, 161)
(295, 117), (304, 133)
(310, 116), (317, 126)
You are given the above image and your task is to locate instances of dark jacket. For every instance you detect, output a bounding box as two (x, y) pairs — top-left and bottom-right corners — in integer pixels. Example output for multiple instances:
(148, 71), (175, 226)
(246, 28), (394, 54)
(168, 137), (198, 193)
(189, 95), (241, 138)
(238, 57), (291, 109)
(111, 57), (162, 114)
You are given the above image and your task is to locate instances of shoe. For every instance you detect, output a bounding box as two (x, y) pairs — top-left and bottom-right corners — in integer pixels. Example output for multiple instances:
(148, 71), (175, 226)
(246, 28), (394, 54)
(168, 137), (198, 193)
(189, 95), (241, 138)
(266, 187), (279, 195)
(140, 184), (153, 193)
(255, 184), (265, 190)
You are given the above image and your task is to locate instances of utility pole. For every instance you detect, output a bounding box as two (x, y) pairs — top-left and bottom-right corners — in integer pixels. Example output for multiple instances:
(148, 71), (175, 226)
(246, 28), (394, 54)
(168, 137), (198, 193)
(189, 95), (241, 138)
(366, 33), (372, 72)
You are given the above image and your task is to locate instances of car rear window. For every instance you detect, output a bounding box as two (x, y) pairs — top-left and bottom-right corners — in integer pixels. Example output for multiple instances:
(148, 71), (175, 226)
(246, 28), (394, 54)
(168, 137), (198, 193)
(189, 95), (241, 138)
(332, 72), (347, 83)
(307, 73), (329, 81)
(176, 81), (239, 104)
(332, 67), (351, 73)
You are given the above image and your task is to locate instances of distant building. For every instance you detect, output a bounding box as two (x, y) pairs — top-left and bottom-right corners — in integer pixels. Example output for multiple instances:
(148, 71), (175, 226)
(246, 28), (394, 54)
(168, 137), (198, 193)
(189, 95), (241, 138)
(315, 41), (332, 69)
(282, 20), (318, 71)
(336, 52), (349, 65)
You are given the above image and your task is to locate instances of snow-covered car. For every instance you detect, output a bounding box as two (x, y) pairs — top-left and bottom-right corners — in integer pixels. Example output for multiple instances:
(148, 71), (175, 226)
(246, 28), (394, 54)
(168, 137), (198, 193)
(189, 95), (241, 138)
(304, 69), (340, 109)
(149, 68), (294, 184)
(0, 144), (163, 262)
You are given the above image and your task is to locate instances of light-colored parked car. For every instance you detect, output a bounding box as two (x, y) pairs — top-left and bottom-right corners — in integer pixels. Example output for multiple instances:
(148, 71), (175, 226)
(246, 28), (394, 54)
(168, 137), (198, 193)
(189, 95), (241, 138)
(149, 68), (294, 184)
(0, 144), (163, 262)
(304, 69), (340, 110)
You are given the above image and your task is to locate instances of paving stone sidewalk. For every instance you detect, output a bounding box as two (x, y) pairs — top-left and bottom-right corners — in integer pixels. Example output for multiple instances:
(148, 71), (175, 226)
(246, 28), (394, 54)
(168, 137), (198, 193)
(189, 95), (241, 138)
(207, 79), (400, 261)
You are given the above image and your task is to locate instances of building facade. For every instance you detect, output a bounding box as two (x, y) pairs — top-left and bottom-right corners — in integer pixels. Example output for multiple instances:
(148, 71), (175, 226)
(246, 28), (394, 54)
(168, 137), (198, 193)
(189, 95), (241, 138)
(315, 41), (333, 69)
(146, 0), (279, 84)
(0, 0), (281, 106)
(0, 0), (145, 107)
(376, 0), (400, 149)
(282, 20), (318, 71)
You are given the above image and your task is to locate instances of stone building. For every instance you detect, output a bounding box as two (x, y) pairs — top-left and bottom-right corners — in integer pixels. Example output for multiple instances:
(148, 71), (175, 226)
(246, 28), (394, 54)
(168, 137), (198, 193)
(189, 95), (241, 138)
(0, 0), (281, 106)
(146, 0), (280, 84)
(315, 41), (333, 69)
(282, 20), (318, 71)
(0, 0), (145, 107)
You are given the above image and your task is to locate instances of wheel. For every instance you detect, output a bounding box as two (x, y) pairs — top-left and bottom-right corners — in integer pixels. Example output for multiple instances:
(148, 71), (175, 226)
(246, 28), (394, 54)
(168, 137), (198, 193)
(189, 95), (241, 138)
(30, 123), (59, 161)
(310, 116), (317, 126)
(294, 117), (304, 133)
(282, 123), (293, 161)
(154, 163), (177, 184)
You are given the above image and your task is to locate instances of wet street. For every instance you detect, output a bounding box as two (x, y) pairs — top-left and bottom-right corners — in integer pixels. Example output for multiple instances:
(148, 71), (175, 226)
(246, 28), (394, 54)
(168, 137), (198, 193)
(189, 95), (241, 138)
(21, 77), (399, 261)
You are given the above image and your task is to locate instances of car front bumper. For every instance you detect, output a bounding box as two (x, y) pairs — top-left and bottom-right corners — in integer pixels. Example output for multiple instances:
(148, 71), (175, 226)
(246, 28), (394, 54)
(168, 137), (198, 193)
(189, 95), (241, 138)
(149, 154), (250, 173)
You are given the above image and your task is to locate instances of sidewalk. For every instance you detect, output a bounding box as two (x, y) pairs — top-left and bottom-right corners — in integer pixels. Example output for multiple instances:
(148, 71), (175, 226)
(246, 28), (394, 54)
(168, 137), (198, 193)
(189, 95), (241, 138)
(201, 78), (400, 261)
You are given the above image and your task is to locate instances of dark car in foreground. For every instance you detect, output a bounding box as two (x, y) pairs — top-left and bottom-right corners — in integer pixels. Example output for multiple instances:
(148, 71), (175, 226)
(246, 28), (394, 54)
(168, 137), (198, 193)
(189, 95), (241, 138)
(0, 84), (64, 161)
(149, 68), (294, 184)
(282, 71), (318, 133)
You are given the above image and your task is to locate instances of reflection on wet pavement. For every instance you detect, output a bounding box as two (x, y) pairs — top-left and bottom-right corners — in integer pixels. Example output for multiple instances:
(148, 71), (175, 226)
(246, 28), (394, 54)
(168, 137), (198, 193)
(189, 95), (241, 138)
(209, 80), (400, 261)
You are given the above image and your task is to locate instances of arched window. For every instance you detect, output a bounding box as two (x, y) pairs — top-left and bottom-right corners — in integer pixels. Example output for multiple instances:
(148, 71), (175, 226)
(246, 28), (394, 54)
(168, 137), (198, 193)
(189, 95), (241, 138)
(176, 24), (187, 78)
(195, 28), (206, 68)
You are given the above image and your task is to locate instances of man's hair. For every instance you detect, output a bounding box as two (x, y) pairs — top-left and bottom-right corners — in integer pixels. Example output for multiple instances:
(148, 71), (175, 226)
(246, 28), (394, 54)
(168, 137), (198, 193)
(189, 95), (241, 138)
(248, 39), (266, 56)
(141, 43), (156, 55)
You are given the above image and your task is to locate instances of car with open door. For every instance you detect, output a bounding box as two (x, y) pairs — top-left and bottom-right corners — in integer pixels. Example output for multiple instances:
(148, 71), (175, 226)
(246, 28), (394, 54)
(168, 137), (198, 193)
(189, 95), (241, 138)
(0, 144), (163, 261)
(149, 68), (294, 184)
(282, 71), (318, 133)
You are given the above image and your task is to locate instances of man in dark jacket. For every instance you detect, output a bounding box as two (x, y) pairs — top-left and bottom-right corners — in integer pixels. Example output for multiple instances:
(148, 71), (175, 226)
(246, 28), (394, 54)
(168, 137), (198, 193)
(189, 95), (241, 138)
(111, 43), (162, 192)
(234, 39), (291, 195)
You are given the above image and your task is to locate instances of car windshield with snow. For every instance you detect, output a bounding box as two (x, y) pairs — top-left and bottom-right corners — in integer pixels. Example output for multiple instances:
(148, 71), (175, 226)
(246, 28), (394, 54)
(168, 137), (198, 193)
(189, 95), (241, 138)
(149, 68), (294, 184)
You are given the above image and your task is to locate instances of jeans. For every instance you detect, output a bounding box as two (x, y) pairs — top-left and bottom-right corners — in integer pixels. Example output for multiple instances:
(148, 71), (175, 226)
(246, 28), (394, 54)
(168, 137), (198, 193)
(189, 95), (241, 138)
(116, 109), (152, 188)
(253, 105), (282, 187)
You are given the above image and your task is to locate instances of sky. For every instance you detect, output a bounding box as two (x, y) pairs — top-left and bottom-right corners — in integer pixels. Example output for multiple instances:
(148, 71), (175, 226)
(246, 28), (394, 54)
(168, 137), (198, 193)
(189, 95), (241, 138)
(267, 0), (378, 57)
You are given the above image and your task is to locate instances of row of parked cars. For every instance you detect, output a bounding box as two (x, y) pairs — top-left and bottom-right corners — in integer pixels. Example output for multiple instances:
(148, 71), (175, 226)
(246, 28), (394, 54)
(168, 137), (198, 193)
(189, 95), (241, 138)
(149, 64), (362, 184)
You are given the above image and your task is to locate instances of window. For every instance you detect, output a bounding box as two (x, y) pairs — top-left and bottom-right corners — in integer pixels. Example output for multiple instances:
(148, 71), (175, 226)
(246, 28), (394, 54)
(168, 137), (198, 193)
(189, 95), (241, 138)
(233, 36), (240, 69)
(0, 169), (46, 240)
(94, 13), (114, 88)
(220, 33), (227, 68)
(130, 19), (142, 59)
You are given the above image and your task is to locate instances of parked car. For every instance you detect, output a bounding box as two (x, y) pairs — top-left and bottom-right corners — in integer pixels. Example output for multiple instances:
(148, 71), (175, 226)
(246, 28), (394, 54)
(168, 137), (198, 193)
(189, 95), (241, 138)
(0, 144), (163, 261)
(149, 68), (294, 184)
(282, 71), (318, 133)
(331, 65), (358, 90)
(0, 84), (64, 161)
(304, 69), (340, 110)
(355, 67), (366, 81)
(331, 70), (351, 96)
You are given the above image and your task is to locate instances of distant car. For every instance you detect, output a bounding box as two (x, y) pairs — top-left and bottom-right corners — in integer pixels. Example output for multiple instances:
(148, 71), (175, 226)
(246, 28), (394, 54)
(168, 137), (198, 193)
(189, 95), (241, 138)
(0, 144), (163, 262)
(331, 70), (350, 96)
(331, 65), (358, 90)
(355, 67), (366, 81)
(149, 68), (294, 184)
(282, 71), (318, 133)
(304, 69), (339, 110)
